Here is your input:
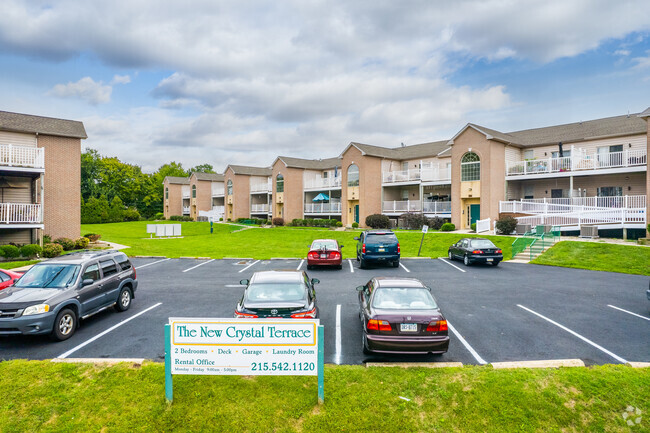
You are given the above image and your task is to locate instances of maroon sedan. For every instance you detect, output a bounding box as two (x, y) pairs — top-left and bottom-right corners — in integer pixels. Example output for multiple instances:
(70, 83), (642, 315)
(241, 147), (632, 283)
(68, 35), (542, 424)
(307, 239), (343, 270)
(357, 277), (449, 355)
(0, 268), (23, 291)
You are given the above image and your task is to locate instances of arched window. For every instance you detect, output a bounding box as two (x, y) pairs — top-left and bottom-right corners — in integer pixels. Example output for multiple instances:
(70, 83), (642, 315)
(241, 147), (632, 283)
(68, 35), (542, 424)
(461, 152), (480, 181)
(165, 187), (168, 199)
(347, 164), (359, 187)
(192, 185), (196, 198)
(227, 180), (233, 195)
(276, 174), (284, 193)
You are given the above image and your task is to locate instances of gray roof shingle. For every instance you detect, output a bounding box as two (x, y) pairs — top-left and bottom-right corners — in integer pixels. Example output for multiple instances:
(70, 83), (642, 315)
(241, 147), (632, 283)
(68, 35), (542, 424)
(0, 111), (87, 139)
(191, 172), (224, 181)
(226, 165), (272, 176)
(346, 140), (451, 160)
(277, 156), (341, 170)
(164, 176), (190, 185)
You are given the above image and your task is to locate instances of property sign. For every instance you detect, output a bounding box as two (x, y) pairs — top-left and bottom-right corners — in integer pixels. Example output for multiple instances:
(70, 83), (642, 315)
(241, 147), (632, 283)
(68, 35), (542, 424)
(421, 225), (429, 234)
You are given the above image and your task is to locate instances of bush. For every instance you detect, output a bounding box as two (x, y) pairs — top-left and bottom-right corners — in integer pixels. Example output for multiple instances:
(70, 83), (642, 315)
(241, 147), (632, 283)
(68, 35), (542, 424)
(123, 208), (141, 221)
(429, 217), (445, 230)
(54, 237), (76, 251)
(365, 214), (391, 229)
(20, 244), (42, 258)
(471, 223), (476, 232)
(83, 233), (101, 242)
(75, 237), (90, 249)
(169, 215), (193, 222)
(399, 213), (429, 230)
(336, 221), (343, 227)
(495, 215), (518, 235)
(219, 218), (223, 221)
(42, 243), (63, 258)
(154, 212), (165, 220)
(43, 234), (52, 244)
(0, 245), (20, 258)
(351, 222), (359, 228)
(272, 217), (284, 226)
(440, 222), (455, 231)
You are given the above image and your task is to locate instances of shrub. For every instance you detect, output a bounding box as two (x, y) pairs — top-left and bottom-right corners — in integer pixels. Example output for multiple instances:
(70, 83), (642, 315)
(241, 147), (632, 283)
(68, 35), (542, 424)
(54, 237), (76, 251)
(429, 217), (445, 230)
(43, 234), (52, 244)
(219, 218), (223, 221)
(42, 243), (63, 258)
(471, 223), (476, 232)
(123, 208), (141, 221)
(399, 213), (429, 230)
(75, 237), (90, 249)
(336, 221), (343, 227)
(169, 215), (193, 222)
(20, 244), (42, 258)
(495, 215), (518, 235)
(83, 233), (101, 242)
(365, 214), (391, 229)
(440, 222), (455, 231)
(272, 217), (284, 226)
(0, 245), (20, 258)
(351, 222), (359, 228)
(291, 218), (303, 227)
(154, 212), (165, 220)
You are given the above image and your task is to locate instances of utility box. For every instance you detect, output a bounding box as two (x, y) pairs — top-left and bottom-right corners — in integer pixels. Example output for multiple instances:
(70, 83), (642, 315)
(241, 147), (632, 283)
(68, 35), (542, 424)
(579, 225), (599, 238)
(515, 224), (531, 235)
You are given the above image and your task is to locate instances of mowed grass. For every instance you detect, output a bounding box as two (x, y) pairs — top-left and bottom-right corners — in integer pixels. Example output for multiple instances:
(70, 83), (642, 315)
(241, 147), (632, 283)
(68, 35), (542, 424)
(0, 260), (40, 269)
(81, 221), (513, 260)
(1, 360), (647, 433)
(532, 241), (650, 276)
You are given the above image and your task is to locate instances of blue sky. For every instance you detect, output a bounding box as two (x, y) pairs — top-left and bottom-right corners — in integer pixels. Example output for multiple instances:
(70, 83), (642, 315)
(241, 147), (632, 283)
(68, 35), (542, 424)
(1, 0), (649, 172)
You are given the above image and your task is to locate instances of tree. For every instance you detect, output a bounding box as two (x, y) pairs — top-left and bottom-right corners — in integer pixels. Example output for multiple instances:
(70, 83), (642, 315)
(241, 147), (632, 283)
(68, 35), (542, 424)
(108, 196), (125, 222)
(189, 163), (215, 173)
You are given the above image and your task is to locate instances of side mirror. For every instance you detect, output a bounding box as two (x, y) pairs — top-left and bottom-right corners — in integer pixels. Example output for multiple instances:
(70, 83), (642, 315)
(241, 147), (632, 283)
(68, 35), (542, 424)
(353, 237), (360, 241)
(239, 279), (249, 286)
(81, 278), (94, 287)
(311, 278), (320, 285)
(340, 245), (344, 248)
(356, 285), (364, 292)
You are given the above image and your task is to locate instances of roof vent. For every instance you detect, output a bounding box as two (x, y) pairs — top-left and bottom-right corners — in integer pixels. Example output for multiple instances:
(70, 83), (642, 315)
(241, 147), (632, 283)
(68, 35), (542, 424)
(400, 142), (405, 147)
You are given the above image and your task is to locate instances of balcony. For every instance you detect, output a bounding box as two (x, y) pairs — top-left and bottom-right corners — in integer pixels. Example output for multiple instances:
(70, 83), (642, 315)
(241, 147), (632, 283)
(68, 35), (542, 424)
(382, 200), (451, 215)
(0, 145), (45, 171)
(182, 206), (190, 215)
(212, 185), (224, 196)
(382, 163), (451, 184)
(500, 195), (646, 214)
(304, 202), (342, 214)
(251, 203), (270, 213)
(251, 180), (272, 193)
(423, 201), (451, 214)
(304, 177), (342, 190)
(506, 149), (647, 178)
(0, 203), (42, 224)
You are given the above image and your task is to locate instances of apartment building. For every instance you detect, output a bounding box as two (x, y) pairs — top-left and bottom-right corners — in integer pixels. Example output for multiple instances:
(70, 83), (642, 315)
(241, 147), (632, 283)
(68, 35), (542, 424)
(0, 111), (86, 244)
(223, 165), (272, 221)
(163, 172), (225, 220)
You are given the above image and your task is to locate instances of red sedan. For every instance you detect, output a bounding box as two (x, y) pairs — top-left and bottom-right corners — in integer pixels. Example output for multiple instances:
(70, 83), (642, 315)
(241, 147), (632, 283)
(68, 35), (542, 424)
(307, 239), (343, 270)
(0, 269), (23, 290)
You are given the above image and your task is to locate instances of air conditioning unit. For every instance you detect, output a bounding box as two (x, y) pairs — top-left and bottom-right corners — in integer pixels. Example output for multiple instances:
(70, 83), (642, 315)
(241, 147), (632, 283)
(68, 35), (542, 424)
(579, 225), (599, 238)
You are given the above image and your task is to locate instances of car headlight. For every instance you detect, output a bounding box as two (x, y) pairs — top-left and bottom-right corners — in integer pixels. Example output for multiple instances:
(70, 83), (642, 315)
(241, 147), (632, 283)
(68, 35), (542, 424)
(22, 304), (50, 316)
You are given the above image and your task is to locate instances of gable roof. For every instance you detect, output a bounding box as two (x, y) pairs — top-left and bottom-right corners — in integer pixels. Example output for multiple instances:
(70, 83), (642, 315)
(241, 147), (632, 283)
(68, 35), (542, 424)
(341, 140), (451, 160)
(164, 176), (190, 185)
(276, 156), (341, 170)
(191, 172), (224, 181)
(226, 165), (272, 176)
(0, 111), (87, 139)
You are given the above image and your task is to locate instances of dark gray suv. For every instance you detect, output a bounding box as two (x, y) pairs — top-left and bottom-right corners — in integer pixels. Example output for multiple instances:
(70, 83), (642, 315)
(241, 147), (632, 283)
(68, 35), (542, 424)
(0, 250), (138, 341)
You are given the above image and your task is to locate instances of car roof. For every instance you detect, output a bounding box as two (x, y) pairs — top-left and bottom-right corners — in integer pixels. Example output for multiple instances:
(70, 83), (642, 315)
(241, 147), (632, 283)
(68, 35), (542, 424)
(36, 249), (125, 265)
(373, 277), (426, 288)
(249, 270), (304, 283)
(365, 230), (395, 234)
(311, 239), (337, 243)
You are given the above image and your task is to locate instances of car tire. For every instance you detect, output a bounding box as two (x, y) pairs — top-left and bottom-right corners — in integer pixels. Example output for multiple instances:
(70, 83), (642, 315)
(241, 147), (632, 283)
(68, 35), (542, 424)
(448, 251), (453, 261)
(392, 260), (399, 268)
(51, 308), (76, 341)
(362, 333), (371, 355)
(463, 255), (471, 266)
(360, 258), (367, 269)
(115, 287), (132, 312)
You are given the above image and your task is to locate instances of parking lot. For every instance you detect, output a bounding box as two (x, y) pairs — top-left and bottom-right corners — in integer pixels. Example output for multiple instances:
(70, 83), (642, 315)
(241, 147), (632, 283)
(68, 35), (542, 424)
(1, 257), (649, 366)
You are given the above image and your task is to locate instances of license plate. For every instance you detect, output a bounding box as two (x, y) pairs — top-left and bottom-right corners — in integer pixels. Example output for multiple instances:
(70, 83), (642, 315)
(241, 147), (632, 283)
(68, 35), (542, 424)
(400, 323), (417, 332)
(378, 248), (385, 252)
(320, 254), (327, 258)
(486, 258), (493, 262)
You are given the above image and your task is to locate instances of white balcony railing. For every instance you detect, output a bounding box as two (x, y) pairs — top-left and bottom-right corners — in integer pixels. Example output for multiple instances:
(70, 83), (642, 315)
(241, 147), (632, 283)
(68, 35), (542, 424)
(506, 149), (647, 177)
(304, 202), (342, 213)
(211, 205), (225, 214)
(0, 145), (45, 169)
(382, 200), (422, 213)
(382, 163), (451, 184)
(0, 203), (42, 223)
(182, 206), (190, 215)
(422, 201), (452, 214)
(251, 203), (270, 213)
(250, 180), (272, 193)
(212, 185), (224, 196)
(499, 195), (646, 214)
(303, 177), (342, 190)
(382, 169), (421, 183)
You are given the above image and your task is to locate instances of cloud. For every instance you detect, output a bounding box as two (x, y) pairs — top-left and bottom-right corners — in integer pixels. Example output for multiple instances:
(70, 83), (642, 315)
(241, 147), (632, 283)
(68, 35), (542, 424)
(111, 74), (131, 85)
(48, 77), (112, 105)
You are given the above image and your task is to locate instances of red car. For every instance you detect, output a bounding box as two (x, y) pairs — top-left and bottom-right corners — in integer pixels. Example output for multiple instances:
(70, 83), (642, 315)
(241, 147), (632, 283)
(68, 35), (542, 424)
(307, 239), (343, 270)
(0, 268), (23, 290)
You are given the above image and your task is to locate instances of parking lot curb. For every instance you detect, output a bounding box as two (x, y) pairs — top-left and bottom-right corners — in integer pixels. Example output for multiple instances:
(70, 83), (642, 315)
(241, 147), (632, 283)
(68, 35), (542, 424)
(179, 256), (212, 259)
(134, 255), (167, 259)
(490, 359), (585, 369)
(365, 362), (463, 368)
(626, 362), (650, 368)
(223, 257), (255, 260)
(270, 257), (301, 260)
(51, 358), (146, 366)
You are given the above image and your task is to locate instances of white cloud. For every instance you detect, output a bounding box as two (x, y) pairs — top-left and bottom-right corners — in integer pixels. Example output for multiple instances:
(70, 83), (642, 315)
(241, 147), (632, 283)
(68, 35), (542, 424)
(614, 49), (631, 56)
(48, 77), (112, 105)
(111, 74), (131, 85)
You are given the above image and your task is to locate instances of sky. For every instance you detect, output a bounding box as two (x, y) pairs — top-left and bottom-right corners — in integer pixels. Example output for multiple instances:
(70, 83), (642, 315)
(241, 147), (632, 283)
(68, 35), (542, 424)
(1, 0), (649, 173)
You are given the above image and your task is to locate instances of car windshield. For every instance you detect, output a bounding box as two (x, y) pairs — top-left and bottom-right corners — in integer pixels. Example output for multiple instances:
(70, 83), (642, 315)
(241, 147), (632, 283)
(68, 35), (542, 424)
(372, 288), (437, 310)
(470, 239), (497, 248)
(366, 233), (397, 244)
(14, 264), (81, 289)
(245, 283), (306, 302)
(311, 240), (337, 250)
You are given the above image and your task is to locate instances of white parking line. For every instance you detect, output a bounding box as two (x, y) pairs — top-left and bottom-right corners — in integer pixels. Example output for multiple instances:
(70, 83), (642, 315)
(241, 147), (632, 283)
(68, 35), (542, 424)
(438, 258), (466, 273)
(348, 259), (354, 273)
(335, 304), (342, 365)
(56, 303), (162, 359)
(136, 258), (171, 269)
(297, 259), (304, 270)
(238, 260), (260, 273)
(399, 262), (410, 273)
(607, 304), (650, 322)
(447, 320), (487, 365)
(517, 304), (628, 364)
(182, 259), (215, 273)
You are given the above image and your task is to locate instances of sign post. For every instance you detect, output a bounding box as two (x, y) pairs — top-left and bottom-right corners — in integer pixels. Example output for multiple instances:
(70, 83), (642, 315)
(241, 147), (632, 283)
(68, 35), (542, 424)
(418, 224), (428, 257)
(164, 324), (173, 402)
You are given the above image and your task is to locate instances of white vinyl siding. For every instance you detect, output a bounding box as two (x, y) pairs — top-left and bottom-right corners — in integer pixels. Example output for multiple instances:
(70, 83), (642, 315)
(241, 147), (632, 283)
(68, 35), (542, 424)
(0, 131), (37, 147)
(0, 177), (32, 203)
(0, 228), (33, 244)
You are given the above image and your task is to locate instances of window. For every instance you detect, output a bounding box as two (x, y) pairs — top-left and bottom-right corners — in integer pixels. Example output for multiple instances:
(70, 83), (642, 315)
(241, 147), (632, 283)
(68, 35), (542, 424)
(523, 185), (534, 199)
(460, 152), (480, 181)
(551, 150), (571, 158)
(227, 180), (233, 195)
(322, 171), (328, 179)
(597, 186), (622, 197)
(347, 164), (359, 187)
(192, 185), (196, 198)
(0, 271), (9, 282)
(165, 187), (168, 199)
(100, 259), (118, 278)
(115, 253), (132, 271)
(523, 150), (534, 160)
(82, 264), (100, 282)
(276, 174), (284, 193)
(402, 161), (408, 171)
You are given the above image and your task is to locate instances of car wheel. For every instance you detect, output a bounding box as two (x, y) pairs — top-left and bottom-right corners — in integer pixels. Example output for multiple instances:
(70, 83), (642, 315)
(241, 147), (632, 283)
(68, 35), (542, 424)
(51, 308), (76, 341)
(448, 251), (453, 261)
(362, 333), (371, 355)
(356, 253), (360, 262)
(360, 258), (367, 269)
(115, 287), (132, 312)
(463, 255), (471, 266)
(491, 261), (500, 267)
(392, 260), (399, 268)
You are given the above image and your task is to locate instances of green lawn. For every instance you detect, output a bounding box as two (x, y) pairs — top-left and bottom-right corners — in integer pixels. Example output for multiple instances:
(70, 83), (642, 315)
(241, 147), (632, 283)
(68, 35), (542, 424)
(0, 260), (40, 269)
(81, 221), (513, 260)
(1, 360), (647, 432)
(532, 241), (650, 276)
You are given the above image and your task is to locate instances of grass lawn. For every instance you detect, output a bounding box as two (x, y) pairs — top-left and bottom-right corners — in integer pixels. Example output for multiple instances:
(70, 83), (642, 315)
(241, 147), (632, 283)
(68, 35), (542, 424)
(1, 361), (647, 432)
(0, 260), (40, 269)
(532, 241), (650, 276)
(81, 221), (513, 260)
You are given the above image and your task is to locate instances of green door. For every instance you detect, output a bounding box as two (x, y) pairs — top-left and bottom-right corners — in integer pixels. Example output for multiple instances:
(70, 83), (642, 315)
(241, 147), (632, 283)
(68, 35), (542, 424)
(470, 204), (480, 226)
(354, 205), (359, 224)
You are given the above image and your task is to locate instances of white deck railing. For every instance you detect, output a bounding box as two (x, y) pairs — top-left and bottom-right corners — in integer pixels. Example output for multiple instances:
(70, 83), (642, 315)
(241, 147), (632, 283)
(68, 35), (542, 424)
(0, 203), (42, 223)
(304, 177), (342, 190)
(382, 200), (422, 213)
(304, 202), (342, 213)
(516, 208), (645, 227)
(382, 163), (451, 184)
(0, 145), (45, 169)
(422, 201), (451, 214)
(182, 206), (190, 214)
(476, 217), (491, 233)
(500, 195), (646, 214)
(251, 203), (270, 213)
(506, 149), (647, 176)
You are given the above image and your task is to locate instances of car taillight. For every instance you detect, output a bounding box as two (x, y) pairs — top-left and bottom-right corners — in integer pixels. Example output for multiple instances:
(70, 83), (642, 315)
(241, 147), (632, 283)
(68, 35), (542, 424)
(397, 243), (400, 253)
(291, 307), (317, 319)
(362, 244), (366, 254)
(426, 320), (448, 332)
(133, 267), (136, 279)
(472, 250), (483, 254)
(235, 310), (258, 318)
(331, 251), (340, 259)
(367, 319), (391, 331)
(308, 251), (319, 259)
(496, 249), (502, 254)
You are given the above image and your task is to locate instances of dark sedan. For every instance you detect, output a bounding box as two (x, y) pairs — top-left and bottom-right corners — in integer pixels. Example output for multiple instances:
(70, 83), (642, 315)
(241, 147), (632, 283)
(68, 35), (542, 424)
(307, 239), (343, 270)
(448, 238), (503, 266)
(235, 270), (319, 319)
(357, 277), (449, 355)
